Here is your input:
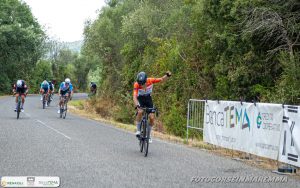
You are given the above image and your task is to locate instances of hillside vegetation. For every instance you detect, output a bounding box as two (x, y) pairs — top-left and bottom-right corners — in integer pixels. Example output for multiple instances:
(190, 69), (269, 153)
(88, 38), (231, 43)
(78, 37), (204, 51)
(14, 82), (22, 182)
(82, 0), (300, 137)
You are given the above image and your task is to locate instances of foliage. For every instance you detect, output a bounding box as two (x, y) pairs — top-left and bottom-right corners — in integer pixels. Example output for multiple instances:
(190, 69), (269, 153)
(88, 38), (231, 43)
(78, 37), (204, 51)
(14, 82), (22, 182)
(0, 0), (45, 93)
(81, 0), (300, 138)
(30, 60), (53, 93)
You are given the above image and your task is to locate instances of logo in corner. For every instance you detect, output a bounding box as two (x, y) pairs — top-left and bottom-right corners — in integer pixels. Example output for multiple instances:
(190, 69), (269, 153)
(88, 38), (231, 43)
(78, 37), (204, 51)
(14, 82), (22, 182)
(27, 177), (35, 186)
(1, 180), (7, 187)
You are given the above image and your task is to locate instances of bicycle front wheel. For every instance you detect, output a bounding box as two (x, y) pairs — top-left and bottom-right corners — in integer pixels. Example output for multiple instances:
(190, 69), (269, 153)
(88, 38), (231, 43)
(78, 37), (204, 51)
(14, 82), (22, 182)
(144, 125), (150, 157)
(17, 97), (21, 119)
(42, 95), (46, 109)
(139, 121), (146, 152)
(63, 103), (67, 119)
(60, 107), (63, 118)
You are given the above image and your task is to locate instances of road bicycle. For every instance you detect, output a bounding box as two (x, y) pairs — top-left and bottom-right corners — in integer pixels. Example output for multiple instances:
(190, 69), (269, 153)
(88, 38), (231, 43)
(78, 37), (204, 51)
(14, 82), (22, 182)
(138, 107), (158, 157)
(60, 95), (69, 119)
(42, 93), (47, 109)
(47, 93), (53, 106)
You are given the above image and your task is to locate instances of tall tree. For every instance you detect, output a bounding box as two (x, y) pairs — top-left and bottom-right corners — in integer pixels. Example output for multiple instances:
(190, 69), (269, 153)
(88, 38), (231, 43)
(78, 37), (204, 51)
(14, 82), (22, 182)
(0, 0), (45, 93)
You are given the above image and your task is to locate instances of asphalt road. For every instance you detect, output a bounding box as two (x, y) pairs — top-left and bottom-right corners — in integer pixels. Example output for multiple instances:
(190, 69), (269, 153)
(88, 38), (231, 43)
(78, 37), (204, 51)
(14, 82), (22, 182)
(0, 94), (299, 188)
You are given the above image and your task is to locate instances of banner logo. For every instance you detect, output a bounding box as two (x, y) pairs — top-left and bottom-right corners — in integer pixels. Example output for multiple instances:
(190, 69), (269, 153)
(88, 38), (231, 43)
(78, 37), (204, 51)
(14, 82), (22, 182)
(257, 113), (262, 128)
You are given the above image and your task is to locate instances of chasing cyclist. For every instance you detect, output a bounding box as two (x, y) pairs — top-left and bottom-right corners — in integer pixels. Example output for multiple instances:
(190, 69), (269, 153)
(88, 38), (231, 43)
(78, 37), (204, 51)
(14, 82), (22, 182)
(48, 80), (55, 101)
(13, 80), (28, 112)
(40, 80), (50, 106)
(90, 82), (97, 96)
(57, 78), (73, 113)
(133, 71), (171, 143)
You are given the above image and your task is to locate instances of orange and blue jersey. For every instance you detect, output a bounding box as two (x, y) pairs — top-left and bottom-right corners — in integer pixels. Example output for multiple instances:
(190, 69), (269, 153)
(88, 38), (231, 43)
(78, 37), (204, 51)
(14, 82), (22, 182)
(133, 78), (162, 97)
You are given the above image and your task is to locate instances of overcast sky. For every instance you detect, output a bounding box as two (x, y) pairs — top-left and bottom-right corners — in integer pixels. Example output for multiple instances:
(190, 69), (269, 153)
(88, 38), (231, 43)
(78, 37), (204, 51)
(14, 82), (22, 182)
(23, 0), (106, 42)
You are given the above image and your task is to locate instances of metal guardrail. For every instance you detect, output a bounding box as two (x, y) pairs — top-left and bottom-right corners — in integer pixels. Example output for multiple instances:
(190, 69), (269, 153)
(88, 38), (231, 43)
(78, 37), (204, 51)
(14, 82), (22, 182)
(186, 99), (205, 141)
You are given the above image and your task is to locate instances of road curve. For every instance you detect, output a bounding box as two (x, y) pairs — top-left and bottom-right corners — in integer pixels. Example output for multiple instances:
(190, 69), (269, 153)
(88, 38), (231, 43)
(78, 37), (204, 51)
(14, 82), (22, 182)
(0, 94), (298, 188)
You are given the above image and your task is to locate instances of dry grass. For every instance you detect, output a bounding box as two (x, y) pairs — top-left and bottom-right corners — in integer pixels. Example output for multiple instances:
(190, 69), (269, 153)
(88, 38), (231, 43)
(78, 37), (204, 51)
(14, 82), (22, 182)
(0, 95), (9, 99)
(69, 99), (300, 178)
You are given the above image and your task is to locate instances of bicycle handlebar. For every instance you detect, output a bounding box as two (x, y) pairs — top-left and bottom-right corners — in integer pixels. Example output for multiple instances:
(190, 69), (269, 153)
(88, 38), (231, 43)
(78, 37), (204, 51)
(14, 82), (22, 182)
(138, 107), (159, 116)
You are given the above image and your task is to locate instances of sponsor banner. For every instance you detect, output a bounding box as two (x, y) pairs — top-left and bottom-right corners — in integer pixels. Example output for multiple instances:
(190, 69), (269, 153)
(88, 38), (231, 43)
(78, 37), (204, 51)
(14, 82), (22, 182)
(1, 176), (59, 187)
(252, 103), (283, 159)
(204, 100), (282, 160)
(279, 106), (300, 167)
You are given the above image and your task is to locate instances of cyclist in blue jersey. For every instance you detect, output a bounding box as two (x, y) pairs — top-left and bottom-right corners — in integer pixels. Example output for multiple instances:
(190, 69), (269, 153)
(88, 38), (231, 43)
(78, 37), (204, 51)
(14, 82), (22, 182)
(57, 78), (73, 113)
(40, 80), (50, 105)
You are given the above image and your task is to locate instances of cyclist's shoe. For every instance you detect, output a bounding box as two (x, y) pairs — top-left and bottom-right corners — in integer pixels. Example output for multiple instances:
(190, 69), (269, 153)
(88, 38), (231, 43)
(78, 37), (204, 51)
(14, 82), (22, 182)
(135, 131), (141, 137)
(21, 108), (24, 112)
(46, 103), (48, 107)
(149, 137), (153, 143)
(40, 96), (43, 101)
(57, 109), (61, 114)
(14, 108), (17, 112)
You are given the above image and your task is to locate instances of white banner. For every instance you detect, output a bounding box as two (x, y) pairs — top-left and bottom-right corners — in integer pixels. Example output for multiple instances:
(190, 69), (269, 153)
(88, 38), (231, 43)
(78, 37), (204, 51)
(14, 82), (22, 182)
(204, 100), (283, 160)
(1, 176), (60, 187)
(279, 106), (300, 167)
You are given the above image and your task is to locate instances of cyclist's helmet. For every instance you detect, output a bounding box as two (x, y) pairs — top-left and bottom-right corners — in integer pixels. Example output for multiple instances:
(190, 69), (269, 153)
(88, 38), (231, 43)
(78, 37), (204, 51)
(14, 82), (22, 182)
(65, 78), (71, 84)
(17, 80), (22, 87)
(42, 80), (48, 85)
(137, 72), (147, 85)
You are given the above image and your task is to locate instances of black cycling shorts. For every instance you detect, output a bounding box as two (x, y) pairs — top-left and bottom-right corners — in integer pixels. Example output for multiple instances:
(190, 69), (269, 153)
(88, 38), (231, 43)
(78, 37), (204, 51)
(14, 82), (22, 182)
(60, 89), (70, 96)
(16, 87), (26, 94)
(42, 87), (49, 93)
(137, 95), (153, 108)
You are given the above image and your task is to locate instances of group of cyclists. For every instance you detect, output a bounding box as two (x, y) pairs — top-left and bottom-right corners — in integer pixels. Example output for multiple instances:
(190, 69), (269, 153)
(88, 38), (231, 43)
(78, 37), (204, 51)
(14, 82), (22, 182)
(12, 71), (172, 143)
(40, 80), (55, 106)
(12, 78), (74, 113)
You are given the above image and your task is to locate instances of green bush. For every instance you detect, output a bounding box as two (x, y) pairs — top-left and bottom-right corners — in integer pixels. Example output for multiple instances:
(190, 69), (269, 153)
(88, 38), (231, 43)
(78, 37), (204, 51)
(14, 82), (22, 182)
(0, 73), (12, 94)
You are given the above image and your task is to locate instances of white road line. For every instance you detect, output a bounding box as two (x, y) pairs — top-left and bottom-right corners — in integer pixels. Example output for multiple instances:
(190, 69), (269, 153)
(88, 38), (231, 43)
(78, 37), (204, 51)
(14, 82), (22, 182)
(36, 120), (71, 140)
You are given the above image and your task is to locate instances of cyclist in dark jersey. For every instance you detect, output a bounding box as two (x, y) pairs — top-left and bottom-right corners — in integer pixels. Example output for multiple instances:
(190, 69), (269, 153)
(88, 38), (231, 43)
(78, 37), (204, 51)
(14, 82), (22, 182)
(48, 80), (55, 101)
(12, 80), (28, 112)
(90, 82), (97, 95)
